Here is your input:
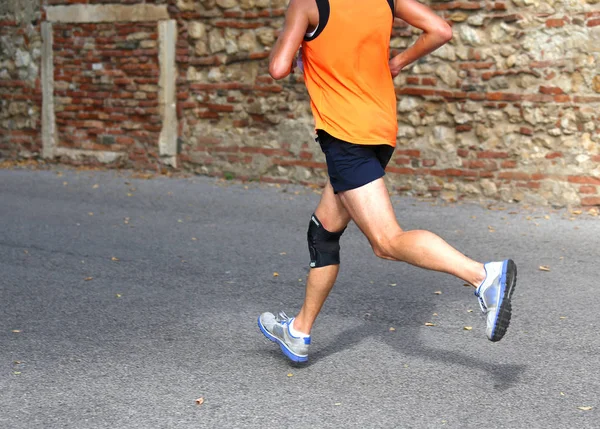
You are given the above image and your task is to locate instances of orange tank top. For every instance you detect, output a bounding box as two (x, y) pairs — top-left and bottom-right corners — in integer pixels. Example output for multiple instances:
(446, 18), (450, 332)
(302, 0), (398, 147)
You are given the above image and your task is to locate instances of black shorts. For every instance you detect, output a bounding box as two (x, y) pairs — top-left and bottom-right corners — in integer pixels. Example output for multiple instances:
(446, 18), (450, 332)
(317, 130), (395, 194)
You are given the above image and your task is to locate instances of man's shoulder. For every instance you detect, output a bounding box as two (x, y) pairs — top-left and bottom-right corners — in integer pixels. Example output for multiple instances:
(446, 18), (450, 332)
(287, 0), (317, 14)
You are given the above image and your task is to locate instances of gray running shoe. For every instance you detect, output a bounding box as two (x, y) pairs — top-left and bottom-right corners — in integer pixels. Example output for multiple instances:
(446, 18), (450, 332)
(475, 259), (517, 342)
(258, 311), (310, 363)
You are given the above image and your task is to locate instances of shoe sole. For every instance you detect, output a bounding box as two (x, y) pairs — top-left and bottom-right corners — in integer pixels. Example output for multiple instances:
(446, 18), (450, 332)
(490, 259), (517, 342)
(257, 316), (308, 363)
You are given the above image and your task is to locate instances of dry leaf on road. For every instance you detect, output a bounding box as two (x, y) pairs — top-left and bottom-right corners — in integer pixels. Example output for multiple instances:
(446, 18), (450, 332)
(273, 272), (279, 277)
(434, 291), (442, 295)
(464, 326), (473, 331)
(425, 322), (435, 326)
(577, 406), (592, 411)
(195, 397), (204, 405)
(539, 265), (551, 271)
(111, 257), (119, 261)
(84, 277), (93, 281)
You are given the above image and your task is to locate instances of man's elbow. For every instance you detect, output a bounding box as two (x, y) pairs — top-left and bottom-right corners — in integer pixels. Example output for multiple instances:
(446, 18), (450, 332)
(436, 23), (453, 44)
(269, 59), (290, 80)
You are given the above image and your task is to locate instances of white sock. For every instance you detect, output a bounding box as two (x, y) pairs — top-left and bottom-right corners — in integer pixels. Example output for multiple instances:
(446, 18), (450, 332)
(288, 318), (310, 338)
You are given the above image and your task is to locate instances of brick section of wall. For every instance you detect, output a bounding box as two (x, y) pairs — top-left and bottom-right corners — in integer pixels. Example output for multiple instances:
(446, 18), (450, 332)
(0, 18), (42, 159)
(52, 22), (162, 167)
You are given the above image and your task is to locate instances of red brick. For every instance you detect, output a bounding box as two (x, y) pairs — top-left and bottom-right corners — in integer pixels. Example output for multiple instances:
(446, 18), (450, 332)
(478, 151), (509, 159)
(545, 152), (563, 159)
(498, 171), (530, 180)
(587, 19), (600, 27)
(406, 76), (420, 85)
(421, 77), (437, 86)
(422, 159), (436, 167)
(530, 173), (549, 181)
(568, 176), (600, 185)
(397, 87), (436, 97)
(554, 95), (571, 103)
(204, 103), (234, 113)
(396, 149), (421, 157)
(463, 160), (498, 170)
(579, 185), (597, 194)
(253, 85), (283, 93)
(539, 86), (563, 95)
(486, 92), (523, 102)
(395, 157), (411, 165)
(581, 197), (600, 206)
(459, 62), (495, 70)
(546, 19), (565, 28)
(386, 166), (416, 175)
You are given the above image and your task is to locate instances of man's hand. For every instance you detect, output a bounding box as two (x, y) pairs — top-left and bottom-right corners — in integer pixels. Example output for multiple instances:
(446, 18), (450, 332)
(389, 56), (403, 78)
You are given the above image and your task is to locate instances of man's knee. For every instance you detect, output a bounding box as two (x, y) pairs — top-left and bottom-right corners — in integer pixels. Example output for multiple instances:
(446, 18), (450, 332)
(372, 239), (392, 260)
(307, 214), (345, 268)
(370, 231), (402, 261)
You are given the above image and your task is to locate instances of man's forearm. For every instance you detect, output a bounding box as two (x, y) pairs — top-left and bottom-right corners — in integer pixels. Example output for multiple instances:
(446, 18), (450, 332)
(391, 30), (451, 71)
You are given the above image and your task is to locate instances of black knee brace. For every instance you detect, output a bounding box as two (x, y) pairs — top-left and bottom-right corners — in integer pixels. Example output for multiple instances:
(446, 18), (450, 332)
(307, 213), (345, 268)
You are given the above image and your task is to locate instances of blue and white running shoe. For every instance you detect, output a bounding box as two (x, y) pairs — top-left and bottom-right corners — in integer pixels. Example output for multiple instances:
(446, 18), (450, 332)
(258, 311), (310, 363)
(475, 259), (517, 342)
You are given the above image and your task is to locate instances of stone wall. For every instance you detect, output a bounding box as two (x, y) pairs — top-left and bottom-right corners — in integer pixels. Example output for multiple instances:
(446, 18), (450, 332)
(1, 0), (599, 207)
(177, 0), (600, 207)
(0, 0), (42, 159)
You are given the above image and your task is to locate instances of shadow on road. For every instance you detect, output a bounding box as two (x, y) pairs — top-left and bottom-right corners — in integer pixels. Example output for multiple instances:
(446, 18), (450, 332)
(304, 321), (526, 391)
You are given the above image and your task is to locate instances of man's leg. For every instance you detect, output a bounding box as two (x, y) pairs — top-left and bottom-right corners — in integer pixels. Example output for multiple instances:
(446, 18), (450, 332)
(338, 178), (486, 286)
(293, 181), (351, 335)
(338, 177), (517, 342)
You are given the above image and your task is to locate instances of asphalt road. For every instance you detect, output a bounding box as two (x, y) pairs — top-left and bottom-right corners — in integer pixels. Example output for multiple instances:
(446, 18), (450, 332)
(1, 167), (599, 429)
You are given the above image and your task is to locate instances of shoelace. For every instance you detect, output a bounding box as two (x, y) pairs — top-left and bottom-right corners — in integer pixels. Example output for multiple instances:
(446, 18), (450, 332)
(277, 311), (290, 325)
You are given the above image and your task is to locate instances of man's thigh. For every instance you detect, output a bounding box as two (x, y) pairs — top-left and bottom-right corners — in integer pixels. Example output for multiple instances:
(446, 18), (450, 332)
(338, 178), (401, 243)
(315, 181), (351, 232)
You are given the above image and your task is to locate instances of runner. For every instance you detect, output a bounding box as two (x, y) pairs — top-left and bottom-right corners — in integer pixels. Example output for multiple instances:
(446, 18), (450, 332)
(258, 0), (517, 363)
